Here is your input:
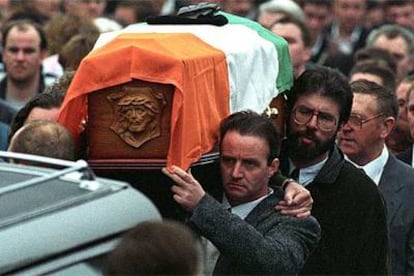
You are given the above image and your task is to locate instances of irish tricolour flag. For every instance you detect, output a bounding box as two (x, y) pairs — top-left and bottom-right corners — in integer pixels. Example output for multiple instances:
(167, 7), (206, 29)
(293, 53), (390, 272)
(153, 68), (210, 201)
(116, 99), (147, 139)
(58, 12), (293, 170)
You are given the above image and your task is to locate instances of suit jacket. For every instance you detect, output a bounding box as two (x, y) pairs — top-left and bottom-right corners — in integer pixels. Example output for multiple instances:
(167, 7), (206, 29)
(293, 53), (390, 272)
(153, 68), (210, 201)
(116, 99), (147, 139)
(397, 147), (413, 166)
(189, 189), (321, 275)
(278, 146), (390, 275)
(379, 153), (414, 274)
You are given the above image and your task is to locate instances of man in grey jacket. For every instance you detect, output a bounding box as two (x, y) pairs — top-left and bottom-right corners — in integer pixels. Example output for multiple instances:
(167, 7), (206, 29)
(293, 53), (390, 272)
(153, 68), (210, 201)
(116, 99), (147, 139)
(163, 111), (321, 275)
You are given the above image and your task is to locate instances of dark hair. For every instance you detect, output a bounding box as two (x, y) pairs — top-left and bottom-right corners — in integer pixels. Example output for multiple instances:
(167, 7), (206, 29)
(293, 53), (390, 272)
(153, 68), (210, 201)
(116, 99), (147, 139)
(383, 0), (413, 8)
(301, 0), (332, 8)
(349, 60), (397, 93)
(219, 110), (280, 164)
(271, 15), (311, 48)
(105, 220), (200, 275)
(2, 19), (47, 50)
(354, 47), (397, 75)
(350, 79), (398, 119)
(287, 66), (353, 125)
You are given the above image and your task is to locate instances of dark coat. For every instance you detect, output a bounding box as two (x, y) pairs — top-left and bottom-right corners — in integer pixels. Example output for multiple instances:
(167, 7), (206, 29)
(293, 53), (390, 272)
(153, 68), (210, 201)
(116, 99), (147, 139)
(379, 153), (414, 274)
(397, 147), (413, 166)
(279, 146), (390, 275)
(189, 189), (321, 275)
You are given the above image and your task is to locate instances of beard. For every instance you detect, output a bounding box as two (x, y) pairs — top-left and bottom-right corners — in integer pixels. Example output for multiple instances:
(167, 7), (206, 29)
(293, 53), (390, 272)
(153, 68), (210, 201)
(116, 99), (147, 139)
(286, 127), (336, 162)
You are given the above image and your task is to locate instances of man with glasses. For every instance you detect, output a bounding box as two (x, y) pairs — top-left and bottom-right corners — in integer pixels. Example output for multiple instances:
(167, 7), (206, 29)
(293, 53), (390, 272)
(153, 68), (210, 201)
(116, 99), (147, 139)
(277, 67), (389, 274)
(338, 79), (414, 275)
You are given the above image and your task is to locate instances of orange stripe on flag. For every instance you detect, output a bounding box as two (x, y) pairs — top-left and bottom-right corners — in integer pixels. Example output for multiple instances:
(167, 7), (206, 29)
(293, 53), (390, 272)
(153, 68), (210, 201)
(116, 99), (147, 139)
(58, 33), (230, 170)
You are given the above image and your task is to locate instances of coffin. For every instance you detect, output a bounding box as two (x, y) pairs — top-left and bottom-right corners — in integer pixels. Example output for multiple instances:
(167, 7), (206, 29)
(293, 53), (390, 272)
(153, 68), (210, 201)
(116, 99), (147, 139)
(58, 12), (293, 172)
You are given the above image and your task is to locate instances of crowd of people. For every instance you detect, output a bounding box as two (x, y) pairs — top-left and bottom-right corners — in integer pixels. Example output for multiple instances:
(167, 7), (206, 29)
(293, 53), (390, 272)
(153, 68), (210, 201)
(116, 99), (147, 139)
(0, 0), (413, 275)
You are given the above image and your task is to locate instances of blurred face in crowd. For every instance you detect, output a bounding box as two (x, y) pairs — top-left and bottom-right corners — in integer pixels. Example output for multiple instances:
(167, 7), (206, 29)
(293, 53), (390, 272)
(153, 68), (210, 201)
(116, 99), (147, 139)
(271, 22), (311, 77)
(3, 25), (45, 84)
(397, 80), (413, 121)
(407, 90), (414, 140)
(33, 0), (60, 19)
(220, 130), (278, 206)
(334, 0), (366, 33)
(303, 2), (332, 42)
(385, 3), (414, 28)
(286, 93), (340, 166)
(65, 0), (106, 18)
(222, 0), (253, 17)
(338, 93), (391, 165)
(373, 34), (413, 80)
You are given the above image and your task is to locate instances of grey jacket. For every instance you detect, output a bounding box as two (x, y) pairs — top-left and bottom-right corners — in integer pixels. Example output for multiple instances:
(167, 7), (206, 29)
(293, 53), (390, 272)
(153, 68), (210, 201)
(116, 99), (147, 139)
(379, 153), (414, 275)
(189, 188), (321, 275)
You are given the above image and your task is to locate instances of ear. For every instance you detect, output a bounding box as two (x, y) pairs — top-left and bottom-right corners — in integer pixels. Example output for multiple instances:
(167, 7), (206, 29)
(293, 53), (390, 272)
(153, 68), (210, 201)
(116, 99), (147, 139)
(268, 158), (280, 178)
(381, 116), (395, 139)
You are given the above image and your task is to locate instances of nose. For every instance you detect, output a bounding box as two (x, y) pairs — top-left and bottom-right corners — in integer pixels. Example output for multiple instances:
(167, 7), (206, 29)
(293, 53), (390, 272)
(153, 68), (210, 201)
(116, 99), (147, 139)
(231, 161), (243, 179)
(306, 113), (319, 129)
(16, 50), (25, 60)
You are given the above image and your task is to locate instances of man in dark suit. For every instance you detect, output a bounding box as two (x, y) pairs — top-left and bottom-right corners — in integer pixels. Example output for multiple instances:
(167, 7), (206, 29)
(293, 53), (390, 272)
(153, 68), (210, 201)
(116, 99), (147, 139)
(279, 67), (389, 274)
(163, 111), (321, 275)
(398, 80), (414, 166)
(338, 79), (414, 274)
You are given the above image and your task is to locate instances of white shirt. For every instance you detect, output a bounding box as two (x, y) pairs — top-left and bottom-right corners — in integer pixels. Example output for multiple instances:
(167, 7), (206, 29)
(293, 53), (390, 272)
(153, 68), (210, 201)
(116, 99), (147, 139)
(345, 145), (389, 185)
(289, 157), (328, 186)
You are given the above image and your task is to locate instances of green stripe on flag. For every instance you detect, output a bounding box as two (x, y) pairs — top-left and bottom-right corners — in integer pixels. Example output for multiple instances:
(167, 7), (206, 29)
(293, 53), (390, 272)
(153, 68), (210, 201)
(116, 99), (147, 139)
(221, 12), (294, 94)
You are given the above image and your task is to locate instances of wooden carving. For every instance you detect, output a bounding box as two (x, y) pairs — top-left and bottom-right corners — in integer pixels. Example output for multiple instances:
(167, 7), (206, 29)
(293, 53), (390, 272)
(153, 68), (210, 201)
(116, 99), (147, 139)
(107, 86), (167, 148)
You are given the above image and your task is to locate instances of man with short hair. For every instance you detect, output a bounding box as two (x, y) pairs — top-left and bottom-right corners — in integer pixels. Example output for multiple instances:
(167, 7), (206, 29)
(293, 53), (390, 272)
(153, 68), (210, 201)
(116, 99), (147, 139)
(338, 79), (414, 274)
(398, 80), (414, 166)
(0, 19), (56, 109)
(279, 66), (389, 274)
(384, 0), (414, 29)
(163, 111), (321, 275)
(8, 120), (75, 163)
(271, 15), (312, 77)
(366, 24), (414, 81)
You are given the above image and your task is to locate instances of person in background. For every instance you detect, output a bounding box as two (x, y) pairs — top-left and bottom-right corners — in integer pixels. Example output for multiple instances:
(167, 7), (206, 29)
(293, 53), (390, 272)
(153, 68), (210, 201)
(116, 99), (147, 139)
(8, 71), (73, 141)
(277, 66), (389, 274)
(163, 110), (321, 275)
(300, 0), (332, 66)
(397, 77), (414, 166)
(349, 60), (396, 97)
(105, 220), (201, 275)
(112, 0), (155, 26)
(322, 0), (369, 75)
(221, 0), (256, 19)
(256, 0), (304, 29)
(58, 33), (99, 71)
(43, 14), (99, 79)
(8, 120), (75, 162)
(383, 0), (414, 29)
(270, 15), (311, 77)
(338, 79), (414, 274)
(0, 19), (56, 109)
(366, 24), (414, 81)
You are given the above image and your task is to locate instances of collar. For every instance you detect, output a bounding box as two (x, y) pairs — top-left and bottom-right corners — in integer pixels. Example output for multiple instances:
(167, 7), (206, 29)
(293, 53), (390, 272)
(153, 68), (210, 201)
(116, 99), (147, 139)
(289, 156), (328, 186)
(345, 145), (388, 185)
(222, 188), (273, 220)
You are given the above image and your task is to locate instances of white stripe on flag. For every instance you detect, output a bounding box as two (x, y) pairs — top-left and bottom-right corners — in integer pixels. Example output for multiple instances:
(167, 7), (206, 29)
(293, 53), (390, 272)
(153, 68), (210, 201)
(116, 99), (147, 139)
(93, 23), (280, 114)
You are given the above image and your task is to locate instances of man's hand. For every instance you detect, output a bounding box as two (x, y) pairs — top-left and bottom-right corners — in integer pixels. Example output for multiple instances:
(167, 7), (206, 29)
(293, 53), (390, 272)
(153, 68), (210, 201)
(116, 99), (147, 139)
(275, 180), (313, 218)
(162, 165), (206, 212)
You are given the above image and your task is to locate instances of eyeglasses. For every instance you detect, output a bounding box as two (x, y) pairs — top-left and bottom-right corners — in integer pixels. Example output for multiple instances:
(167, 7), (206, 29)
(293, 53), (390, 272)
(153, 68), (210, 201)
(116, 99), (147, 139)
(347, 113), (384, 129)
(292, 106), (338, 131)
